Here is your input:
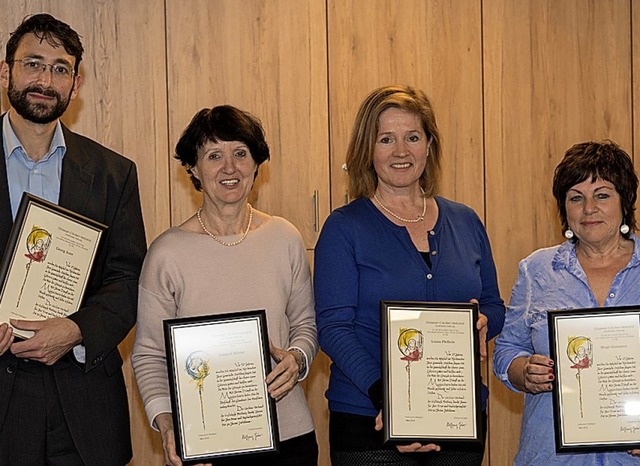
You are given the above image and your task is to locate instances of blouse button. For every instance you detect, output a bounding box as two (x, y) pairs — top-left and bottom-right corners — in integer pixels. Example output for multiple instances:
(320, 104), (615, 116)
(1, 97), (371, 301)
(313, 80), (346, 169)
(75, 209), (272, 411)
(431, 251), (437, 255)
(429, 231), (435, 236)
(426, 274), (433, 280)
(609, 293), (615, 299)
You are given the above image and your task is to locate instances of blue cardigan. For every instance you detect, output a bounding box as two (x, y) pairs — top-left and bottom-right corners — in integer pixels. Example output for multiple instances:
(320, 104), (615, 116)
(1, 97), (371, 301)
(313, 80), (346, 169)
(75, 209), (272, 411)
(314, 196), (505, 417)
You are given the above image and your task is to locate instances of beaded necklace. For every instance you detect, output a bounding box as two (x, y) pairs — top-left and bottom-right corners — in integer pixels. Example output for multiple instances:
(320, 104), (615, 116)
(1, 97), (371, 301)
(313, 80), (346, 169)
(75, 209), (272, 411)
(373, 189), (426, 223)
(196, 203), (253, 246)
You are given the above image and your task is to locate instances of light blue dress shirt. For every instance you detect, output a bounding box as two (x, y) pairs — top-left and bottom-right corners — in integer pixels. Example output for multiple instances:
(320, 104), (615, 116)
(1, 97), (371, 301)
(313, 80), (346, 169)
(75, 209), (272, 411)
(2, 113), (66, 219)
(1, 113), (86, 362)
(493, 235), (640, 465)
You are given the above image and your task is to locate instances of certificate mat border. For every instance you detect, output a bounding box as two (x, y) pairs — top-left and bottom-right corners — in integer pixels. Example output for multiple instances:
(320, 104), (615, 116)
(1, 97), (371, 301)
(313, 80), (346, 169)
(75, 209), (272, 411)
(380, 300), (483, 446)
(0, 192), (106, 337)
(163, 309), (280, 462)
(548, 306), (640, 453)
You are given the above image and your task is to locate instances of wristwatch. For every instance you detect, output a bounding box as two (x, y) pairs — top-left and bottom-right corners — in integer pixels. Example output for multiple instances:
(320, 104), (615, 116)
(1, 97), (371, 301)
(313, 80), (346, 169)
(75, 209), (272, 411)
(289, 348), (307, 377)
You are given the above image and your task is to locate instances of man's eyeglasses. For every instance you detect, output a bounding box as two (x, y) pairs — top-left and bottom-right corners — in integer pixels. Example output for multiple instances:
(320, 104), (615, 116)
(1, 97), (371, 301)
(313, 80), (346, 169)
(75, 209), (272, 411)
(10, 57), (75, 81)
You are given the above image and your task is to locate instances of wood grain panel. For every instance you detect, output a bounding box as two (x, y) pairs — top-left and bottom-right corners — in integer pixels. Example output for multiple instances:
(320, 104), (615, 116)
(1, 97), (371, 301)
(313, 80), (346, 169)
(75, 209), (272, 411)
(165, 0), (329, 248)
(327, 0), (484, 215)
(327, 2), (487, 464)
(0, 2), (169, 465)
(634, 0), (640, 173)
(483, 2), (632, 465)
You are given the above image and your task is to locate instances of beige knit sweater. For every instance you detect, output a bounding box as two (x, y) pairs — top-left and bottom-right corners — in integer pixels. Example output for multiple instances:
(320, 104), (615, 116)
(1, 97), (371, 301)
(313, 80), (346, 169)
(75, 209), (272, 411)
(132, 216), (317, 441)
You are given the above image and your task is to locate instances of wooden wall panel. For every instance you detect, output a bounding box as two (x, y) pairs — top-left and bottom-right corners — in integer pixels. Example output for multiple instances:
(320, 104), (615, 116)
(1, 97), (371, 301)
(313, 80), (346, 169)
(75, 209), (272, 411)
(327, 0), (485, 216)
(634, 1), (640, 176)
(165, 0), (330, 249)
(483, 1), (632, 465)
(326, 2), (487, 464)
(0, 2), (169, 465)
(165, 1), (330, 463)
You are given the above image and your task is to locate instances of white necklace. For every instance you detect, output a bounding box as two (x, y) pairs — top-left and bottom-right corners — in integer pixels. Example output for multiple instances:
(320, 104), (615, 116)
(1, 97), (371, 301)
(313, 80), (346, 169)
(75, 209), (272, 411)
(373, 189), (426, 223)
(196, 204), (253, 246)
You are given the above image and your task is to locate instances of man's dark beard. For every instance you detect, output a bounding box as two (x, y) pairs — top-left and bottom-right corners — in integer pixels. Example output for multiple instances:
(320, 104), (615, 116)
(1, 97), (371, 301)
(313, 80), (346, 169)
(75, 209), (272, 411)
(7, 79), (72, 124)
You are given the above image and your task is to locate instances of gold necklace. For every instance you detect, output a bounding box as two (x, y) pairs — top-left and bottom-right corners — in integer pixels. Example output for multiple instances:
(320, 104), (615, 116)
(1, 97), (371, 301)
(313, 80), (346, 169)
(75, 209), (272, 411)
(373, 189), (426, 223)
(196, 204), (253, 246)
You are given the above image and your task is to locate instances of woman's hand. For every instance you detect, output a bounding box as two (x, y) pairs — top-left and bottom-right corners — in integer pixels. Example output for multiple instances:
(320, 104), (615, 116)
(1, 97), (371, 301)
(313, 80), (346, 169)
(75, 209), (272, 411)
(477, 313), (488, 361)
(155, 413), (212, 466)
(629, 449), (640, 457)
(469, 299), (488, 361)
(374, 411), (441, 453)
(155, 413), (182, 466)
(508, 355), (554, 394)
(266, 341), (302, 401)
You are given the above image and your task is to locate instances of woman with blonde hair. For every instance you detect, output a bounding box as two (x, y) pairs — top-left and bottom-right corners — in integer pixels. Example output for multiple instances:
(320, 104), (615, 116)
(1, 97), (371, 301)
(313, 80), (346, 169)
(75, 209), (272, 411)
(314, 85), (505, 465)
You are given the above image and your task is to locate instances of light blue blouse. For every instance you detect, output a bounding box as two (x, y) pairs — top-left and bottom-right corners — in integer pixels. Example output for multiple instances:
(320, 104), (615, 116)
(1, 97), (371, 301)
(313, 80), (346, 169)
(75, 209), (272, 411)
(493, 235), (640, 465)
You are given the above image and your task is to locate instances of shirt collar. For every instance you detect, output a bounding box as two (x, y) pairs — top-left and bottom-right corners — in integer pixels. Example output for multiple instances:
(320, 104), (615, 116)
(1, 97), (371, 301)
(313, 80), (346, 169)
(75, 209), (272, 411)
(3, 113), (67, 162)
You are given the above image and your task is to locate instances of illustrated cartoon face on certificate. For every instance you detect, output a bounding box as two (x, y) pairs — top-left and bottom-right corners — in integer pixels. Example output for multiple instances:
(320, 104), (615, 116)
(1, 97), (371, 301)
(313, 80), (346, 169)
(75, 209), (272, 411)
(398, 328), (424, 411)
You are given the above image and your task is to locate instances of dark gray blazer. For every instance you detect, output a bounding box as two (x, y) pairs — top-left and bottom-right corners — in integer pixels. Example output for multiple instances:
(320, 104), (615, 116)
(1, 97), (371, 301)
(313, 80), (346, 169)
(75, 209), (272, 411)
(0, 121), (146, 466)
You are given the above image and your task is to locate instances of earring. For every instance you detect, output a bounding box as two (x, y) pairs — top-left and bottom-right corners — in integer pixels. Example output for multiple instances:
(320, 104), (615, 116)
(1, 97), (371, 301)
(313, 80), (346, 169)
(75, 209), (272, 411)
(620, 224), (630, 235)
(564, 229), (574, 239)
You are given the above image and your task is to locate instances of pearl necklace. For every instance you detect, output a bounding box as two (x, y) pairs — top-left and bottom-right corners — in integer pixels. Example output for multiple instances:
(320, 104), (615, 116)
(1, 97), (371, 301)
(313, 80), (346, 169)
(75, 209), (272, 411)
(196, 204), (253, 247)
(373, 189), (426, 223)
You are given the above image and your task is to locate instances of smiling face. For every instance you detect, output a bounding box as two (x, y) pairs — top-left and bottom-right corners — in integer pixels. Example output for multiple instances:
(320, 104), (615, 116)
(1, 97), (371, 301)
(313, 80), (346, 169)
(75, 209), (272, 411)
(373, 107), (429, 193)
(565, 177), (623, 248)
(0, 33), (81, 124)
(190, 139), (258, 208)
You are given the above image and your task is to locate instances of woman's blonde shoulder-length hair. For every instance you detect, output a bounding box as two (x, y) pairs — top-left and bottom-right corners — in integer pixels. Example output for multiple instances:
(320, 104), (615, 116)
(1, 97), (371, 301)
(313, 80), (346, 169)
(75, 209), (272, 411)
(345, 85), (442, 200)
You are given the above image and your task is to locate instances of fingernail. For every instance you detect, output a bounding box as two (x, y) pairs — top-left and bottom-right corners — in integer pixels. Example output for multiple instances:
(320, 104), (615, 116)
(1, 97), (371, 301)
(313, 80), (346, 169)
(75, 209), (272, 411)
(548, 375), (554, 380)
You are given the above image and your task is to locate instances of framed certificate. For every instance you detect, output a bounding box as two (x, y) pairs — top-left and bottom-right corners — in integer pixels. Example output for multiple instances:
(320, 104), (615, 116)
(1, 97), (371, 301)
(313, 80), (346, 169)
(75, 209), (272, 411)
(0, 193), (106, 339)
(548, 306), (640, 453)
(164, 309), (279, 463)
(380, 301), (483, 446)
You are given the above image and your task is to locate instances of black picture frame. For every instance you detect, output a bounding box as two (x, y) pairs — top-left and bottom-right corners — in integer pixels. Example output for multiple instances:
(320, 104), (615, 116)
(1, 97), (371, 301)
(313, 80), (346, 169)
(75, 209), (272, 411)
(0, 193), (106, 338)
(548, 306), (640, 453)
(380, 300), (483, 446)
(163, 309), (280, 463)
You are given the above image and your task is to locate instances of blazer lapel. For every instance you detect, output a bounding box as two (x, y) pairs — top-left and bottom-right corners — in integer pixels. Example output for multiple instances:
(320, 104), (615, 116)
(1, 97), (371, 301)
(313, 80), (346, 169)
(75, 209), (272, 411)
(0, 119), (14, 254)
(58, 126), (93, 216)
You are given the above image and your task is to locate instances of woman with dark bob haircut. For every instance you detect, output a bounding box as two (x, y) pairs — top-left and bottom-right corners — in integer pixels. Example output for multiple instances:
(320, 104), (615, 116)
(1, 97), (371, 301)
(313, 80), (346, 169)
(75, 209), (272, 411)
(133, 105), (319, 466)
(494, 140), (640, 465)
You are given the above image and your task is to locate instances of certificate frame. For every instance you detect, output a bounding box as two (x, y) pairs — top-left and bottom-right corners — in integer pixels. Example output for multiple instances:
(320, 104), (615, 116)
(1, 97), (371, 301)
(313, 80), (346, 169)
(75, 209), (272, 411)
(380, 301), (483, 446)
(164, 309), (279, 463)
(0, 193), (106, 338)
(548, 306), (640, 453)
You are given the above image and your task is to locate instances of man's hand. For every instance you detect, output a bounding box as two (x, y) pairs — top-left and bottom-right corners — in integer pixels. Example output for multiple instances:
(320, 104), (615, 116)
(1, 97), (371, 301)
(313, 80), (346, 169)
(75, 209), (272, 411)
(10, 318), (82, 365)
(0, 323), (14, 356)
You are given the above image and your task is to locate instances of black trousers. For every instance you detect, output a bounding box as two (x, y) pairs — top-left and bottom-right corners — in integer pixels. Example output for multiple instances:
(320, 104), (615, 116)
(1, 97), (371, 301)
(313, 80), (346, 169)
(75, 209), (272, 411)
(329, 411), (487, 466)
(0, 359), (84, 466)
(215, 430), (318, 466)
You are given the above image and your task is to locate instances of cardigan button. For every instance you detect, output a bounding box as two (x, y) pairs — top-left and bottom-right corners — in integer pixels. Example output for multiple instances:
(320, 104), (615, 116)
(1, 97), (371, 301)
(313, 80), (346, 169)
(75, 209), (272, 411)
(426, 274), (433, 280)
(6, 365), (15, 374)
